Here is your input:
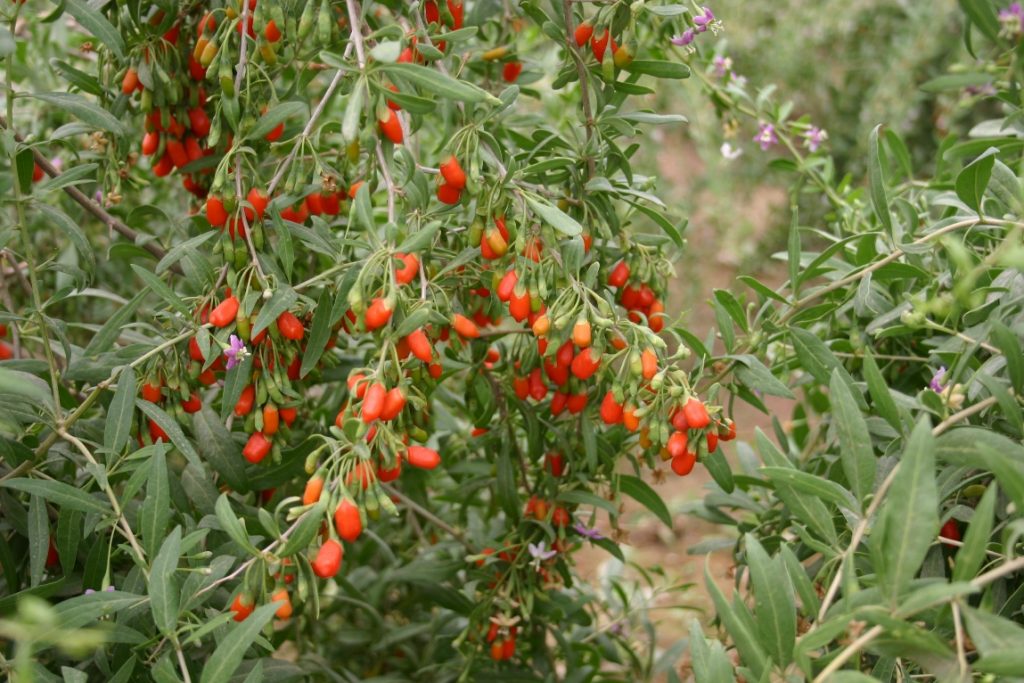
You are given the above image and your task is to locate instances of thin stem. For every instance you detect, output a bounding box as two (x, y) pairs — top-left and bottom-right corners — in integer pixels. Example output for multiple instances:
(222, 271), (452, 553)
(951, 601), (968, 679)
(60, 430), (148, 575)
(811, 625), (883, 682)
(6, 40), (61, 410)
(382, 484), (472, 549)
(561, 0), (596, 178)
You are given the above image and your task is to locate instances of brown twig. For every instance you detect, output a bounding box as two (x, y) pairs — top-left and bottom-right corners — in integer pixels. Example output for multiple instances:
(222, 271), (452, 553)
(0, 115), (181, 274)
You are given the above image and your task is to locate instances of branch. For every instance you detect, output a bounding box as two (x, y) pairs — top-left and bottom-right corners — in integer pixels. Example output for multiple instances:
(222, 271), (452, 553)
(561, 0), (595, 178)
(0, 115), (180, 274)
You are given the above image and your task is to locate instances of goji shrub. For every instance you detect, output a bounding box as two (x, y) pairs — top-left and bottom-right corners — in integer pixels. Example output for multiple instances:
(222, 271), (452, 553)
(0, 1), (721, 680)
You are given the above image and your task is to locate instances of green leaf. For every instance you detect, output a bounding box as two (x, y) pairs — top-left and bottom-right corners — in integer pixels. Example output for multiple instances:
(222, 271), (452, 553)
(139, 445), (171, 558)
(623, 60), (690, 79)
(28, 495), (47, 587)
(0, 478), (110, 516)
(136, 400), (201, 468)
(192, 408), (249, 492)
(959, 0), (1001, 43)
(760, 467), (859, 513)
(729, 355), (794, 399)
(745, 535), (795, 666)
(525, 196), (582, 236)
(341, 79), (365, 144)
(250, 101), (307, 140)
(103, 367), (136, 453)
(214, 494), (260, 555)
(219, 352), (254, 422)
(873, 418), (938, 602)
(990, 320), (1024, 392)
(34, 204), (95, 270)
(0, 367), (55, 414)
(278, 503), (326, 557)
(862, 351), (902, 434)
(702, 448), (735, 493)
(149, 526), (182, 637)
(757, 431), (838, 543)
(955, 146), (998, 213)
(557, 489), (619, 517)
(705, 561), (768, 678)
(131, 265), (191, 317)
(299, 289), (335, 378)
(868, 124), (892, 235)
(65, 0), (126, 60)
(618, 474), (672, 528)
(952, 483), (996, 582)
(83, 291), (146, 357)
(199, 601), (283, 683)
(250, 287), (298, 336)
(829, 369), (876, 502)
(381, 63), (498, 104)
(29, 92), (126, 136)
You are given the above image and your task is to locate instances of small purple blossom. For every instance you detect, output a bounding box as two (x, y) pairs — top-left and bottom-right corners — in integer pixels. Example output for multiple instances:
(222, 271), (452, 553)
(930, 366), (947, 393)
(753, 123), (778, 151)
(573, 523), (604, 541)
(670, 29), (695, 46)
(94, 190), (103, 204)
(803, 126), (827, 152)
(84, 586), (115, 595)
(712, 55), (732, 78)
(528, 541), (557, 561)
(224, 334), (247, 370)
(1000, 3), (1024, 34)
(693, 6), (715, 33)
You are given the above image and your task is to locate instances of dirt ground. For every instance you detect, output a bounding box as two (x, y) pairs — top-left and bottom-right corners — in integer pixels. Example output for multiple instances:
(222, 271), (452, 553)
(573, 131), (792, 678)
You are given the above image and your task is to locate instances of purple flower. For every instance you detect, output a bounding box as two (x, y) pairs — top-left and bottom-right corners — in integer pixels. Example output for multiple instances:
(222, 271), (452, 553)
(528, 541), (557, 561)
(670, 29), (695, 46)
(753, 123), (778, 151)
(712, 55), (732, 78)
(1000, 3), (1024, 34)
(930, 366), (947, 393)
(693, 7), (715, 32)
(224, 334), (247, 370)
(803, 126), (827, 152)
(573, 523), (604, 541)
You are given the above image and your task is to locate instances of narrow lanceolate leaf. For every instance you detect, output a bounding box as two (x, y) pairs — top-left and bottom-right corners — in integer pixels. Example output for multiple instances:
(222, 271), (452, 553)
(149, 526), (182, 637)
(136, 400), (201, 468)
(618, 474), (672, 528)
(873, 417), (938, 603)
(955, 146), (998, 213)
(250, 101), (308, 140)
(868, 124), (892, 234)
(862, 351), (902, 433)
(829, 369), (876, 501)
(525, 196), (583, 237)
(250, 287), (297, 336)
(29, 92), (126, 136)
(199, 602), (280, 683)
(65, 0), (126, 60)
(704, 561), (768, 678)
(381, 63), (498, 104)
(214, 494), (260, 555)
(139, 445), (171, 558)
(28, 495), (48, 587)
(744, 535), (795, 666)
(103, 367), (136, 453)
(0, 478), (110, 516)
(299, 288), (335, 378)
(952, 483), (997, 582)
(278, 501), (326, 557)
(130, 265), (192, 317)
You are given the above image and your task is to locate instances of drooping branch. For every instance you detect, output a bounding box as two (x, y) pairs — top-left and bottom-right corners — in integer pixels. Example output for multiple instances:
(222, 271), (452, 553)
(0, 115), (181, 274)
